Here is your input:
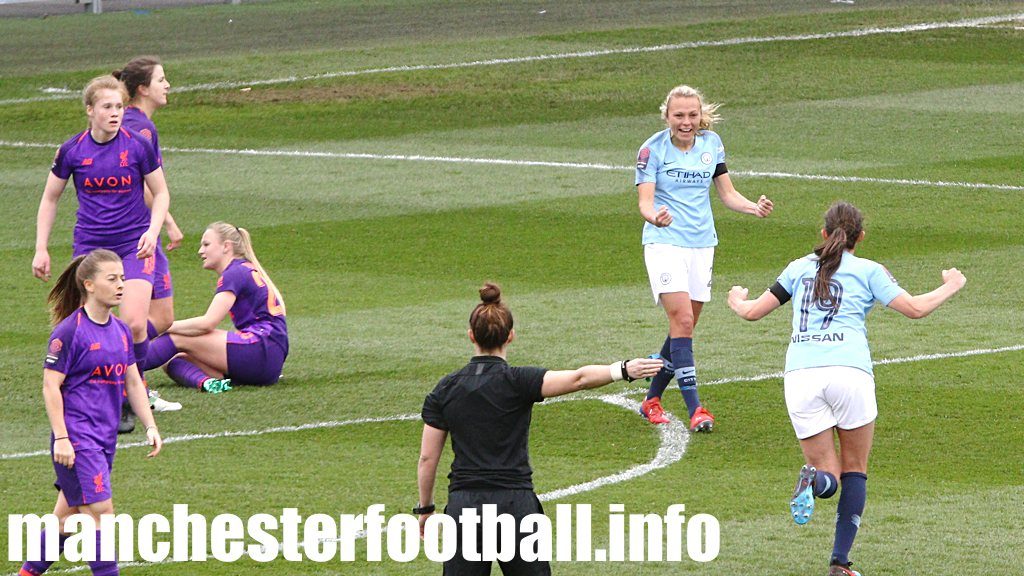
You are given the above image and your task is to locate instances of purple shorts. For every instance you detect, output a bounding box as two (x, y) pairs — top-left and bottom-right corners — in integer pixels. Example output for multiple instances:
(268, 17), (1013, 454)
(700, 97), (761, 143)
(226, 335), (287, 386)
(52, 448), (114, 507)
(74, 239), (167, 289)
(151, 242), (174, 300)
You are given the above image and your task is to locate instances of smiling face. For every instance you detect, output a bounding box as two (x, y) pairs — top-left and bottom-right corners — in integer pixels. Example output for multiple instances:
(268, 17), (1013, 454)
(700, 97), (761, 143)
(139, 64), (170, 108)
(83, 260), (125, 308)
(664, 95), (702, 150)
(86, 88), (124, 140)
(198, 228), (233, 272)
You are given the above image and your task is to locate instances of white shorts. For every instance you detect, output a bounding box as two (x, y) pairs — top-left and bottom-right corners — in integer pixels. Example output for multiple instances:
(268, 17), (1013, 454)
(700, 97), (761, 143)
(644, 244), (714, 304)
(784, 366), (877, 440)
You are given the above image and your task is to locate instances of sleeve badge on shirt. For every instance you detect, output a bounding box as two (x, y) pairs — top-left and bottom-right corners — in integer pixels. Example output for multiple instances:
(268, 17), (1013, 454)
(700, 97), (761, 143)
(45, 338), (62, 364)
(637, 147), (651, 170)
(140, 128), (153, 141)
(881, 265), (898, 283)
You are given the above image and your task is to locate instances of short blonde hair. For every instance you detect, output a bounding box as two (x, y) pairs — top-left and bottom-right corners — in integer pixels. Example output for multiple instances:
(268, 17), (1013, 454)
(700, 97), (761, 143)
(659, 85), (721, 132)
(82, 75), (128, 109)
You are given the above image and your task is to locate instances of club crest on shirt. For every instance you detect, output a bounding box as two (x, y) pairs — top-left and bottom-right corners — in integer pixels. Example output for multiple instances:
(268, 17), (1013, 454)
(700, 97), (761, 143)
(700, 152), (713, 165)
(119, 149), (129, 168)
(637, 147), (651, 170)
(660, 273), (672, 286)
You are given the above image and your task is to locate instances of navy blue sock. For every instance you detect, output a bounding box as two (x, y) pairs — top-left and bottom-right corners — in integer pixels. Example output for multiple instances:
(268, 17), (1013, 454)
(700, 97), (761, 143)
(815, 470), (839, 499)
(645, 336), (673, 400)
(671, 337), (700, 418)
(832, 472), (867, 566)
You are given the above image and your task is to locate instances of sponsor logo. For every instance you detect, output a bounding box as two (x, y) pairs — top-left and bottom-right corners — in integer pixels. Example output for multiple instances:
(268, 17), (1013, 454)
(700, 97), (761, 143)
(790, 333), (845, 343)
(700, 152), (713, 165)
(660, 273), (672, 286)
(89, 342), (102, 351)
(637, 147), (651, 170)
(81, 158), (93, 166)
(90, 363), (129, 378)
(83, 175), (132, 189)
(666, 169), (712, 180)
(119, 150), (129, 168)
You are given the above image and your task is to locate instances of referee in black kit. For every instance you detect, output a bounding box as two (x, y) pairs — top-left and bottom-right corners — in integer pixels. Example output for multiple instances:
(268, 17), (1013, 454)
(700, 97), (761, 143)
(415, 282), (663, 575)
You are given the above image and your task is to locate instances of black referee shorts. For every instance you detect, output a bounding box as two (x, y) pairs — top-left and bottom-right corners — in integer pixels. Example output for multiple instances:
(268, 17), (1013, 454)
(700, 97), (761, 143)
(443, 489), (551, 576)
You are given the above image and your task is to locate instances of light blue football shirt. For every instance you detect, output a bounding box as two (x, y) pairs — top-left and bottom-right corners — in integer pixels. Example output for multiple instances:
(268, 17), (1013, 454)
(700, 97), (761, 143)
(635, 128), (726, 248)
(776, 252), (906, 375)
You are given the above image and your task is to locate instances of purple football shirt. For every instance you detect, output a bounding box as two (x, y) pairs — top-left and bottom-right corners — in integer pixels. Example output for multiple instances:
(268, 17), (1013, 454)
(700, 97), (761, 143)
(44, 309), (136, 453)
(122, 107), (163, 166)
(216, 259), (288, 349)
(51, 128), (160, 249)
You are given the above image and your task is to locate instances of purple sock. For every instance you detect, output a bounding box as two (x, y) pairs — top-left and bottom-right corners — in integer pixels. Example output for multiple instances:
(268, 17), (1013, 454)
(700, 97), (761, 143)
(87, 530), (118, 576)
(132, 339), (149, 369)
(832, 472), (867, 566)
(671, 337), (701, 418)
(166, 358), (210, 390)
(145, 334), (179, 371)
(19, 530), (68, 574)
(645, 336), (673, 400)
(815, 470), (839, 499)
(146, 320), (159, 340)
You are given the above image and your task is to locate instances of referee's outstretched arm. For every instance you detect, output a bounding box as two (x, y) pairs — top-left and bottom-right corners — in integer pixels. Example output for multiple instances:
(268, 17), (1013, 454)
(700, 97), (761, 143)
(540, 357), (663, 398)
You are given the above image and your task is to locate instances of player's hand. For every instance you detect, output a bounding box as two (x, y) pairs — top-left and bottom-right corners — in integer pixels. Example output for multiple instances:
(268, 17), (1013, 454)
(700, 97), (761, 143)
(653, 206), (673, 227)
(942, 268), (966, 291)
(728, 286), (749, 309)
(165, 221), (184, 251)
(145, 426), (162, 458)
(625, 357), (663, 380)
(418, 512), (434, 539)
(32, 249), (51, 281)
(53, 437), (75, 468)
(753, 195), (773, 218)
(136, 231), (158, 259)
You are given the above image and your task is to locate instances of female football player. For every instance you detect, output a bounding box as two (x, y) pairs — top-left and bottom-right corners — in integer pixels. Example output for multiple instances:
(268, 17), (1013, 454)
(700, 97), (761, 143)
(635, 84), (773, 431)
(727, 201), (966, 576)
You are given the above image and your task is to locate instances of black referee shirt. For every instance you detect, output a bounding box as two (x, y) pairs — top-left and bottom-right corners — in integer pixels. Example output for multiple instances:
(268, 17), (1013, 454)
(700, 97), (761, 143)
(422, 356), (547, 492)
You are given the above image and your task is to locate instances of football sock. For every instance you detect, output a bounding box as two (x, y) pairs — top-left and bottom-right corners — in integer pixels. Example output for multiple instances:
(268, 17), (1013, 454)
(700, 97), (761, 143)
(671, 337), (701, 418)
(146, 320), (159, 340)
(88, 530), (118, 576)
(144, 334), (179, 371)
(132, 339), (149, 370)
(166, 358), (211, 390)
(645, 336), (673, 400)
(19, 530), (68, 575)
(815, 470), (839, 499)
(831, 472), (867, 566)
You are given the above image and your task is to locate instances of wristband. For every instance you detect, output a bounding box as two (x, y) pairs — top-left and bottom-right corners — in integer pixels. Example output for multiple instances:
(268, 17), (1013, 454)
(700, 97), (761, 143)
(413, 503), (435, 515)
(609, 362), (623, 382)
(145, 425), (158, 433)
(620, 360), (636, 382)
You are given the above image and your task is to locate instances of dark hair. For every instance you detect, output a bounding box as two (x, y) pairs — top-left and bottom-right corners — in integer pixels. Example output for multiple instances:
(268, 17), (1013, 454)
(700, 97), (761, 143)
(469, 282), (513, 350)
(813, 201), (863, 306)
(48, 249), (122, 325)
(112, 56), (162, 100)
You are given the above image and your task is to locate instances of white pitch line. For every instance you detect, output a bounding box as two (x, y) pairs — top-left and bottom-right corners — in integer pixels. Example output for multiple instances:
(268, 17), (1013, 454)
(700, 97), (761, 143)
(2, 12), (1021, 106)
(3, 343), (1021, 462)
(1, 140), (1021, 192)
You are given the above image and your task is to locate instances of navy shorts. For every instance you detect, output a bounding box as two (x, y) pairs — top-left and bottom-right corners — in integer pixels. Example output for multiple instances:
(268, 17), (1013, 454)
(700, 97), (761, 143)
(52, 448), (114, 507)
(225, 336), (287, 386)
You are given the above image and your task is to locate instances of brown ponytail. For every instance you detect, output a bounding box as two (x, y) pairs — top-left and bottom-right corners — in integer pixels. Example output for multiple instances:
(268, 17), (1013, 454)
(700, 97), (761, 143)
(469, 282), (513, 350)
(812, 201), (863, 305)
(113, 56), (161, 101)
(48, 249), (122, 325)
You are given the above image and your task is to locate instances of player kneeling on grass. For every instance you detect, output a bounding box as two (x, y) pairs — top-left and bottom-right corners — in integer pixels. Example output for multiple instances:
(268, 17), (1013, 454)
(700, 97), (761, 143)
(144, 222), (288, 392)
(415, 282), (663, 575)
(727, 201), (966, 576)
(21, 249), (163, 576)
